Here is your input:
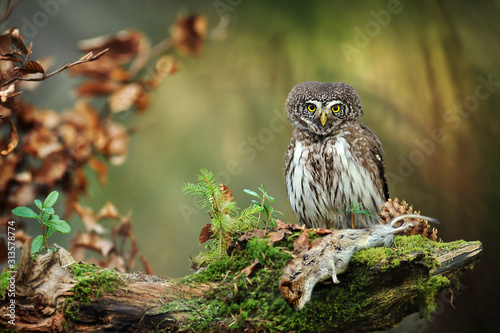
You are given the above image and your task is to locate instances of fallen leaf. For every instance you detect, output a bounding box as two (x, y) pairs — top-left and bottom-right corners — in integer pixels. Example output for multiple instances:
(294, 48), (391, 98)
(312, 228), (334, 235)
(267, 230), (285, 245)
(293, 229), (310, 256)
(244, 258), (259, 276)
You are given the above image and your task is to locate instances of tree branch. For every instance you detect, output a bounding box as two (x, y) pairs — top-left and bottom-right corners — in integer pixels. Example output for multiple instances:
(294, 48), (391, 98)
(0, 235), (482, 332)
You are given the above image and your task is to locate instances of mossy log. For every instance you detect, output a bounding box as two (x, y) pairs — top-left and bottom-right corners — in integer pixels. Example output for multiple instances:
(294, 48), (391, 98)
(0, 235), (482, 332)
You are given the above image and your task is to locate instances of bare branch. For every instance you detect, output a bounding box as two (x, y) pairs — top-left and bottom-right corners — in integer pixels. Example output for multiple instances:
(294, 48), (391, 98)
(2, 48), (109, 87)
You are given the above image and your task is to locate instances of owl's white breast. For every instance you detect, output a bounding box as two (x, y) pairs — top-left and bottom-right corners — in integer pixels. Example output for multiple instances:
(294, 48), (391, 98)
(286, 135), (383, 228)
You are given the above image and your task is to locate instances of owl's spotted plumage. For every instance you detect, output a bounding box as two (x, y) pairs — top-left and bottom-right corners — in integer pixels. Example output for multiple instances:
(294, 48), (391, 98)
(284, 81), (388, 229)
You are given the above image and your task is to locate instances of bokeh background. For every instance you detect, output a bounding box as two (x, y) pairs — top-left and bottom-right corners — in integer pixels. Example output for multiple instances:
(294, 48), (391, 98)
(4, 0), (499, 332)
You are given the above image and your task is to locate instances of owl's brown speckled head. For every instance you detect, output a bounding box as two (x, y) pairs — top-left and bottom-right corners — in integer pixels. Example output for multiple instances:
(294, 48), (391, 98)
(285, 81), (363, 135)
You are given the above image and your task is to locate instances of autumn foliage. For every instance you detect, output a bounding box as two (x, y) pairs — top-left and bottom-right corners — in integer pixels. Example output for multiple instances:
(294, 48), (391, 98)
(0, 5), (209, 272)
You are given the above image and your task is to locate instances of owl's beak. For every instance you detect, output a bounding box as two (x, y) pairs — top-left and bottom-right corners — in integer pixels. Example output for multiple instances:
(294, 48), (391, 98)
(320, 110), (328, 126)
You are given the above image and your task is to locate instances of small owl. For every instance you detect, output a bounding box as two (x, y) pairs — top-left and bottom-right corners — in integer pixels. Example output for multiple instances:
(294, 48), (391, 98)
(284, 81), (388, 229)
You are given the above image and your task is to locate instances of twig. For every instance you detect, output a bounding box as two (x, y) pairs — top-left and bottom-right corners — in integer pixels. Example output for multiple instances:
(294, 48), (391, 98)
(2, 48), (109, 87)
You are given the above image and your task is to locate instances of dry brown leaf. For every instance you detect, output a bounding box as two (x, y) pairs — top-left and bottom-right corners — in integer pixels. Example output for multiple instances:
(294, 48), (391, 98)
(171, 15), (207, 55)
(88, 157), (108, 185)
(139, 254), (155, 275)
(63, 101), (100, 130)
(96, 201), (120, 220)
(16, 60), (44, 75)
(34, 152), (68, 185)
(71, 232), (115, 257)
(34, 152), (67, 183)
(23, 127), (62, 158)
(0, 117), (18, 155)
(244, 258), (259, 276)
(7, 183), (35, 207)
(34, 109), (60, 129)
(155, 55), (179, 75)
(77, 30), (148, 63)
(76, 80), (119, 97)
(199, 223), (214, 244)
(9, 28), (28, 55)
(312, 228), (334, 235)
(98, 253), (126, 272)
(74, 203), (107, 234)
(293, 229), (310, 256)
(267, 230), (285, 245)
(0, 153), (18, 191)
(100, 121), (129, 165)
(116, 218), (132, 237)
(0, 104), (12, 118)
(109, 83), (143, 113)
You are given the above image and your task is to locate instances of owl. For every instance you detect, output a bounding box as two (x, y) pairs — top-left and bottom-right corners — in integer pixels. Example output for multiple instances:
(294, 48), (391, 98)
(284, 81), (388, 230)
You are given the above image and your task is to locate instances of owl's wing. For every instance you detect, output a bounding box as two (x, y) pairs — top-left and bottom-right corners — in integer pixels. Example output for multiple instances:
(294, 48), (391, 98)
(359, 123), (389, 200)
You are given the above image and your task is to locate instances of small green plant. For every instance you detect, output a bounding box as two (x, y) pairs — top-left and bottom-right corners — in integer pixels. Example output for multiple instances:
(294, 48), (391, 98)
(244, 184), (282, 230)
(12, 191), (71, 254)
(345, 202), (374, 228)
(183, 169), (282, 266)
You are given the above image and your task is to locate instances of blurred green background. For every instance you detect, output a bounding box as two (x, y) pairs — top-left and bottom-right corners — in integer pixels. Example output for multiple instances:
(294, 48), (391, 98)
(5, 0), (499, 332)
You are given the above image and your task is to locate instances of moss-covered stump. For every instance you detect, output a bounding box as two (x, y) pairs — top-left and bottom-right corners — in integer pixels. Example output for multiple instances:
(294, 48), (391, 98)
(0, 235), (482, 332)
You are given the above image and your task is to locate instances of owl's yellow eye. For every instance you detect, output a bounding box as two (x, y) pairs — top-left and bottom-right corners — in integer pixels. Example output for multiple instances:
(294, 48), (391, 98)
(332, 104), (341, 113)
(307, 104), (316, 112)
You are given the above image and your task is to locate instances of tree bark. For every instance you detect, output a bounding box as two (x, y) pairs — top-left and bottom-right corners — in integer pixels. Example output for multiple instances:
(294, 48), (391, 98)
(0, 236), (483, 332)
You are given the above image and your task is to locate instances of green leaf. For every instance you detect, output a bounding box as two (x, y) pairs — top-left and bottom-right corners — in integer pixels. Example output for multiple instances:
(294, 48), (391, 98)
(34, 199), (43, 210)
(31, 235), (44, 254)
(243, 189), (260, 198)
(12, 206), (39, 219)
(45, 226), (55, 238)
(265, 194), (275, 203)
(46, 219), (71, 233)
(43, 191), (59, 208)
(42, 207), (55, 215)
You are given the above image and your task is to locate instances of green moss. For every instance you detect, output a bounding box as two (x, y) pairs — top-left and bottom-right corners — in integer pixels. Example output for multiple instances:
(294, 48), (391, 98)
(180, 237), (297, 331)
(64, 262), (121, 321)
(0, 322), (16, 333)
(178, 234), (471, 331)
(0, 269), (13, 299)
(415, 275), (450, 318)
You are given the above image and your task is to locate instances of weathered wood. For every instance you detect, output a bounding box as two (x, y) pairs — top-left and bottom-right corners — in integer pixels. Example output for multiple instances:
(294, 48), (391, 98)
(0, 237), (482, 332)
